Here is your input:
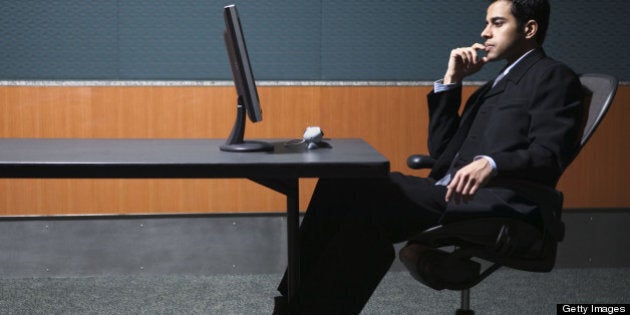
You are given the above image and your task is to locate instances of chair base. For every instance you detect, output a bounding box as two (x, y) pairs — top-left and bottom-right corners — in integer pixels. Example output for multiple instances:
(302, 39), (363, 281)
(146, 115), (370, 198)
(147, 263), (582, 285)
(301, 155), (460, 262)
(456, 309), (474, 315)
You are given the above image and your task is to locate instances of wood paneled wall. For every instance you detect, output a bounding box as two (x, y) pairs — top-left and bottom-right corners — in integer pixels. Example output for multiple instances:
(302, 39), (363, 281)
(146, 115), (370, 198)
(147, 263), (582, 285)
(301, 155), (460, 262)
(0, 85), (628, 216)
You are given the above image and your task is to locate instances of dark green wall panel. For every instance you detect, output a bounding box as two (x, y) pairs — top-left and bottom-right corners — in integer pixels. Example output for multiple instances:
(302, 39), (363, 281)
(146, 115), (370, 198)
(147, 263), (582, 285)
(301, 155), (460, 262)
(1, 1), (628, 81)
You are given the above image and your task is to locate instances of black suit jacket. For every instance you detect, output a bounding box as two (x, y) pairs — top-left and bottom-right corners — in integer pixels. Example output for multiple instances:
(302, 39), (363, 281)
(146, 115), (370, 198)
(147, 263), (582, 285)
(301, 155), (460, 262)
(426, 49), (584, 234)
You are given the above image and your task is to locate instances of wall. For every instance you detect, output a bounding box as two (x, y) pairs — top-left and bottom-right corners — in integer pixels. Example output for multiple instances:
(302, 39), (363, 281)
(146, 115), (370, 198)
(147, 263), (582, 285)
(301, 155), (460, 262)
(2, 0), (628, 215)
(1, 1), (629, 81)
(1, 84), (628, 216)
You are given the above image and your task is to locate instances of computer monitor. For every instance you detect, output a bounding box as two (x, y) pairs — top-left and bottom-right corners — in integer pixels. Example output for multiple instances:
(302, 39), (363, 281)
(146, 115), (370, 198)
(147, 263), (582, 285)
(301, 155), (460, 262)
(220, 4), (273, 152)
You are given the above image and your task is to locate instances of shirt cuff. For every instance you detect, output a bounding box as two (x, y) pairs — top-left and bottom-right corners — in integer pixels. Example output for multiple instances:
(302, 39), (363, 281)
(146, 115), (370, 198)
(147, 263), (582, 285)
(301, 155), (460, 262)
(434, 79), (461, 93)
(474, 155), (498, 176)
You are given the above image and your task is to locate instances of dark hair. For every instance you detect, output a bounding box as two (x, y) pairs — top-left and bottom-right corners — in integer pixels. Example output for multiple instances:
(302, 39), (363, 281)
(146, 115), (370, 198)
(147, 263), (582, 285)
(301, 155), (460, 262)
(491, 0), (551, 45)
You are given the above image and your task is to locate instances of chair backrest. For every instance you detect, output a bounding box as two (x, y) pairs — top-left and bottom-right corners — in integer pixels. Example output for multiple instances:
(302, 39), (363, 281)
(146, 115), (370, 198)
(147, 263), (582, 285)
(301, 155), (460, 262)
(577, 73), (618, 151)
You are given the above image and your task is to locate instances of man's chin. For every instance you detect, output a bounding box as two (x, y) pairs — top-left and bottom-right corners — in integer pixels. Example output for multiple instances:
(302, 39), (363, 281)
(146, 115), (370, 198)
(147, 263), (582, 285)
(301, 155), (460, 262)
(484, 54), (499, 62)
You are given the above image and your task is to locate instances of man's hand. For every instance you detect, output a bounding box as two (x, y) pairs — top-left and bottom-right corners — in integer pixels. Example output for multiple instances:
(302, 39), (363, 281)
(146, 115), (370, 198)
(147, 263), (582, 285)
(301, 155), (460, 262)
(445, 158), (494, 204)
(444, 43), (489, 84)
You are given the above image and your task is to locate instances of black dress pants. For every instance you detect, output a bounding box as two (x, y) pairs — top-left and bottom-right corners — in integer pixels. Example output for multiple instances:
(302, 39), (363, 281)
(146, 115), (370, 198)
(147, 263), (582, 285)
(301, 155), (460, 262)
(277, 172), (448, 314)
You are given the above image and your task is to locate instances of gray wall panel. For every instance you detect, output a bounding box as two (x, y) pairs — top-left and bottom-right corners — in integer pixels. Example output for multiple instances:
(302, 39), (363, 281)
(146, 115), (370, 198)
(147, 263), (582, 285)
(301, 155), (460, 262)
(117, 1), (219, 79)
(1, 1), (628, 81)
(0, 215), (288, 278)
(1, 210), (628, 278)
(320, 0), (504, 81)
(0, 1), (119, 79)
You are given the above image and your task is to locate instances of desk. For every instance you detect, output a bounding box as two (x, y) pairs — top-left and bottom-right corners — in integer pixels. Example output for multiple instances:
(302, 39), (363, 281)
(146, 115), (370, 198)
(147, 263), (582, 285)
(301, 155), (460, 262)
(0, 138), (390, 306)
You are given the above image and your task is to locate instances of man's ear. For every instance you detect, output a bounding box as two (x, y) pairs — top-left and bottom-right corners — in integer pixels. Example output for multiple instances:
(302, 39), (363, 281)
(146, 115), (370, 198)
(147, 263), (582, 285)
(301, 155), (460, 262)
(523, 20), (538, 39)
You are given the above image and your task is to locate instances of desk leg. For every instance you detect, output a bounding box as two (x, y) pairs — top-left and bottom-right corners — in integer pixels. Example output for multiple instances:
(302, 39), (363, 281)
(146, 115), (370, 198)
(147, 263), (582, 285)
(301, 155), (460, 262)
(284, 179), (300, 310)
(249, 177), (300, 311)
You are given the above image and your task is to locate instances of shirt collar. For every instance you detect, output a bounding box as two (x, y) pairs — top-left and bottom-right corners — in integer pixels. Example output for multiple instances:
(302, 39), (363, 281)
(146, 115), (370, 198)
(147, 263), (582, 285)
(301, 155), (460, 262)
(502, 49), (537, 76)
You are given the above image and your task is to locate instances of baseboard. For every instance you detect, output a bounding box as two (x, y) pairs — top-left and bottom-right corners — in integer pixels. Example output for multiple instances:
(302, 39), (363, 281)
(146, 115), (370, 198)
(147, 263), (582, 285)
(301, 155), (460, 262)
(0, 213), (288, 278)
(555, 209), (630, 268)
(0, 209), (628, 278)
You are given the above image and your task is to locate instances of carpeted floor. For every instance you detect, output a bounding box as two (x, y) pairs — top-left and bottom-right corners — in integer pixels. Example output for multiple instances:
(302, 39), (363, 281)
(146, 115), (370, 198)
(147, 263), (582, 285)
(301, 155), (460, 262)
(0, 268), (628, 314)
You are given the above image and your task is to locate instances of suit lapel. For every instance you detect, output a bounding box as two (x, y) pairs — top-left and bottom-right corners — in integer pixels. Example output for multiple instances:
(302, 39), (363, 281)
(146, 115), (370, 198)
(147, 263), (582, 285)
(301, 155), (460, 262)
(485, 48), (547, 98)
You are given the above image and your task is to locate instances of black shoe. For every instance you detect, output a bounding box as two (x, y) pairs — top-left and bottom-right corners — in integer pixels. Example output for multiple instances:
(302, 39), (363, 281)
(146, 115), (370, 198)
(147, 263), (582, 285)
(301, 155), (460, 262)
(272, 295), (288, 315)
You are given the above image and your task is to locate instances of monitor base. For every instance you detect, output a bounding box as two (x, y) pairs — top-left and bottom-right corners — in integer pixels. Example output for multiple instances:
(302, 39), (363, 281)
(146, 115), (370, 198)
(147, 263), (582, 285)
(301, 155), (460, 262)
(220, 140), (274, 152)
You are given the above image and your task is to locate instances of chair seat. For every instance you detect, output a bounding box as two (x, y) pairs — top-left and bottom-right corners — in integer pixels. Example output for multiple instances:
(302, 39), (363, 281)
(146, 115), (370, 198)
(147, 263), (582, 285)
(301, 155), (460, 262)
(399, 217), (558, 291)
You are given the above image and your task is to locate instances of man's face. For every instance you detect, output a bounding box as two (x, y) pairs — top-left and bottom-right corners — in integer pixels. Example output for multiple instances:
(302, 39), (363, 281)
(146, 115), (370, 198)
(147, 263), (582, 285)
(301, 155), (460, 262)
(481, 1), (528, 64)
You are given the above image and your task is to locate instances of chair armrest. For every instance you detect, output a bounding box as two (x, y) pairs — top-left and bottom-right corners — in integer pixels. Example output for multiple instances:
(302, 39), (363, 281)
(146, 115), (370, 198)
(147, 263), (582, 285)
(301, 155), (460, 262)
(407, 154), (436, 169)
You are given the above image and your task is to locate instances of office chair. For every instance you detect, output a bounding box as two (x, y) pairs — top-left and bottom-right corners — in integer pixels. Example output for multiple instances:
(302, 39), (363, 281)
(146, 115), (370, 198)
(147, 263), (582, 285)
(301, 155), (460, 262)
(398, 73), (618, 315)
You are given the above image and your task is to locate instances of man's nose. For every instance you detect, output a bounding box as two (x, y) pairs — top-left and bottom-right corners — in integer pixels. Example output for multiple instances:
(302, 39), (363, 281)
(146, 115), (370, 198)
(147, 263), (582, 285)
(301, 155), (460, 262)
(481, 26), (491, 38)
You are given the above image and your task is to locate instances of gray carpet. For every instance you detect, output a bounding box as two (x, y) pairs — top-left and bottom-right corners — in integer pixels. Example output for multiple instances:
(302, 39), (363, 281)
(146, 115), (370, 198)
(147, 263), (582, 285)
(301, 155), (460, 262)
(1, 268), (628, 314)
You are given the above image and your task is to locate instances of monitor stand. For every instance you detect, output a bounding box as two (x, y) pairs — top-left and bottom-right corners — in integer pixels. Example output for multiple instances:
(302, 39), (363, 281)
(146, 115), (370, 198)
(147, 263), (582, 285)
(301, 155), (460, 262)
(220, 99), (273, 152)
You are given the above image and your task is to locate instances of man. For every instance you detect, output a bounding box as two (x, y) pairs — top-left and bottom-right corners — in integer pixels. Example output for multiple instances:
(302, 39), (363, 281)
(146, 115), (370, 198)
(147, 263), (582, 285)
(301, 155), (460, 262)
(274, 0), (583, 313)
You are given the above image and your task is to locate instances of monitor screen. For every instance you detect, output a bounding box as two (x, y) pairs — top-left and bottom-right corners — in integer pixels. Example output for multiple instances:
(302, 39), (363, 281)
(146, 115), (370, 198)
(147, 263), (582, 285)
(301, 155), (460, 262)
(220, 4), (273, 152)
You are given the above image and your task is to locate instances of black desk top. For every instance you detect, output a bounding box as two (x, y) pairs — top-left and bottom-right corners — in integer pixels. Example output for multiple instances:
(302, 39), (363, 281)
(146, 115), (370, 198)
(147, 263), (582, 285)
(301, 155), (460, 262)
(0, 138), (390, 179)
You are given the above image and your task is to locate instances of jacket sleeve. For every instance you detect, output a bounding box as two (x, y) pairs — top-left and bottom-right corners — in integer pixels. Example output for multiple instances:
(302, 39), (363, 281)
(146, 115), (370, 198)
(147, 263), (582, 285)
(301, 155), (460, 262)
(426, 86), (463, 159)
